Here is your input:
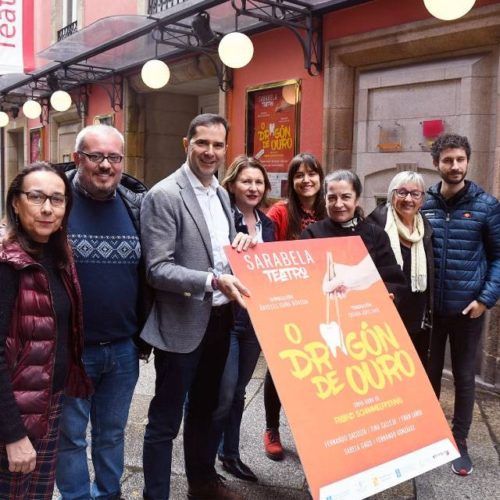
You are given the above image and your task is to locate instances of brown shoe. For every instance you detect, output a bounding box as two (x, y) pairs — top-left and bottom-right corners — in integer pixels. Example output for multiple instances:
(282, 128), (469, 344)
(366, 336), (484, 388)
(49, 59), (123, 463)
(187, 474), (244, 499)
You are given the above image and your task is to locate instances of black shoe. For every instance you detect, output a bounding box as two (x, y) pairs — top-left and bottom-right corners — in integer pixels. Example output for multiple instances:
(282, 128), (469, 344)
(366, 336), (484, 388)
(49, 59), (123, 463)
(221, 457), (258, 482)
(451, 439), (473, 476)
(187, 474), (244, 499)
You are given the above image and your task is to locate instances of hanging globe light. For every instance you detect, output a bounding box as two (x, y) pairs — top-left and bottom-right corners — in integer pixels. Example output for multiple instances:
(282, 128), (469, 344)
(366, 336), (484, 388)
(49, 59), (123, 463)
(0, 111), (9, 127)
(50, 90), (72, 111)
(282, 84), (298, 106)
(141, 59), (171, 89)
(423, 0), (476, 21)
(23, 99), (42, 119)
(218, 32), (254, 69)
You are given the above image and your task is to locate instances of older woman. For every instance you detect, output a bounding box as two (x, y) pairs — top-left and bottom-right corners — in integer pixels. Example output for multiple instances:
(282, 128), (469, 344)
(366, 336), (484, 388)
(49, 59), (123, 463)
(368, 171), (434, 366)
(301, 170), (405, 299)
(0, 163), (92, 499)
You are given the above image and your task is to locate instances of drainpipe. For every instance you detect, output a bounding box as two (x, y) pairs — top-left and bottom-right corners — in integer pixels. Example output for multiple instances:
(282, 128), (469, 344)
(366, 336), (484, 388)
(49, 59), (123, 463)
(0, 127), (4, 219)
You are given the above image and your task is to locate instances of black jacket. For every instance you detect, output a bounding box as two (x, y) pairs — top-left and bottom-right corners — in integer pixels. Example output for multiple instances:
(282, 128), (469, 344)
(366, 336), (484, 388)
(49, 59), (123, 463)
(367, 204), (434, 329)
(301, 217), (406, 299)
(232, 206), (275, 338)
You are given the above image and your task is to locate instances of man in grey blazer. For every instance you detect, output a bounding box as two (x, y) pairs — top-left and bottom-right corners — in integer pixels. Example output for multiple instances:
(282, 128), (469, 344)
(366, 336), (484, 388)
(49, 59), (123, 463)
(140, 114), (250, 500)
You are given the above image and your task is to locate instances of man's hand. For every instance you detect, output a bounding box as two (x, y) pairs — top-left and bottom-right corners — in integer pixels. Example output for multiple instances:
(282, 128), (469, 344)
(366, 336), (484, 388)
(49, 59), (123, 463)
(462, 300), (487, 319)
(231, 232), (258, 252)
(218, 274), (250, 308)
(6, 436), (36, 474)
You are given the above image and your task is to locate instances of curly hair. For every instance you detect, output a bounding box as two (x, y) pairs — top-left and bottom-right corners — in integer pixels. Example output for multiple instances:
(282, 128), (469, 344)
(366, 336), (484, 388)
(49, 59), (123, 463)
(430, 133), (471, 164)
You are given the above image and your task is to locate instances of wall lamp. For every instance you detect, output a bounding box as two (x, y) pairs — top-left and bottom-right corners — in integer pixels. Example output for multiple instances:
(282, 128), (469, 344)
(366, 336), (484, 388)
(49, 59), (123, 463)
(423, 0), (476, 20)
(140, 10), (254, 92)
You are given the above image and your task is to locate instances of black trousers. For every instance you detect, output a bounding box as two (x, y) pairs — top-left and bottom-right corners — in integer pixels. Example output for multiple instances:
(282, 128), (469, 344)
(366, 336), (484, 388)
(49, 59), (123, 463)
(143, 303), (233, 500)
(428, 314), (484, 441)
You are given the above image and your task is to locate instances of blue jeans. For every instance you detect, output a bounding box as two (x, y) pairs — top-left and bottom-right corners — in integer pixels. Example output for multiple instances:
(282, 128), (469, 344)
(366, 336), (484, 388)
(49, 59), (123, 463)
(56, 337), (139, 500)
(214, 308), (261, 460)
(428, 314), (483, 441)
(142, 304), (233, 500)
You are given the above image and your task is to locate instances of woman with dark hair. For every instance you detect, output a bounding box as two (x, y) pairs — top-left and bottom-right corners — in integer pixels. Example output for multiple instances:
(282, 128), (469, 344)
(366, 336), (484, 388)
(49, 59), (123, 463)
(301, 169), (405, 300)
(263, 153), (326, 460)
(214, 155), (275, 482)
(0, 162), (92, 499)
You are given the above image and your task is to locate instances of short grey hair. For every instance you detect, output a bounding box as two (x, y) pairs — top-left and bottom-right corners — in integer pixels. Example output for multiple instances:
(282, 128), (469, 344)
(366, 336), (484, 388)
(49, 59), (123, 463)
(386, 171), (425, 205)
(75, 124), (124, 152)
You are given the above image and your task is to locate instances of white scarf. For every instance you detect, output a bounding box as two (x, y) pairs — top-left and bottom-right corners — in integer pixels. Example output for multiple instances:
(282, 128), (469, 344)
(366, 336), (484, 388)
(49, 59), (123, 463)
(385, 206), (427, 292)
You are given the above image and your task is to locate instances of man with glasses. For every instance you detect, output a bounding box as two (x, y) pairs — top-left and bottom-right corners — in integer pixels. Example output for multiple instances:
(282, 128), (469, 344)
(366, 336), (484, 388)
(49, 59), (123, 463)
(140, 114), (251, 499)
(422, 133), (500, 477)
(56, 125), (149, 500)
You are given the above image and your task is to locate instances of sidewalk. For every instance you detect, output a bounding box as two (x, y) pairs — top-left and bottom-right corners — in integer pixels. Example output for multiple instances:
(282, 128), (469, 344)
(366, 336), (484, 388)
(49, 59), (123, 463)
(81, 355), (500, 499)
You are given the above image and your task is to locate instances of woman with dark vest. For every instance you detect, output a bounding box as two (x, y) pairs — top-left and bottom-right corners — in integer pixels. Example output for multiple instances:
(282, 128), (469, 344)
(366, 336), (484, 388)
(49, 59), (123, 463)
(0, 163), (92, 499)
(214, 155), (275, 482)
(263, 153), (326, 460)
(367, 171), (434, 368)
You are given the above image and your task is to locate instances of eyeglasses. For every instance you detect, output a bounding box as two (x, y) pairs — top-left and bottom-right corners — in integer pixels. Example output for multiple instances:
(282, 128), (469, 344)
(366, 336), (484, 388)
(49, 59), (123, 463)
(393, 189), (425, 200)
(78, 151), (123, 164)
(189, 139), (226, 152)
(20, 191), (67, 207)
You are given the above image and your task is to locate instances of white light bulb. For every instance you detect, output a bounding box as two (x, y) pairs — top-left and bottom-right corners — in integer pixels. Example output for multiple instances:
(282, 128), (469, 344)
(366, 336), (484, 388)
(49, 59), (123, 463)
(50, 90), (72, 112)
(0, 111), (9, 127)
(141, 59), (170, 89)
(423, 0), (476, 21)
(218, 32), (254, 69)
(23, 100), (42, 119)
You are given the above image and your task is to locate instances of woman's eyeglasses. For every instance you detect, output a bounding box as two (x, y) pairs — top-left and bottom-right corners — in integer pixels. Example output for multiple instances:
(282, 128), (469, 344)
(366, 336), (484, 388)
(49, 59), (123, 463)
(393, 189), (424, 200)
(20, 191), (67, 207)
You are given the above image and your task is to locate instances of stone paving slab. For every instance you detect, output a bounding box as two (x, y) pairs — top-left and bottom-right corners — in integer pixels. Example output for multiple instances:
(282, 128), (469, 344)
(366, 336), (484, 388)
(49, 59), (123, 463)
(54, 357), (499, 500)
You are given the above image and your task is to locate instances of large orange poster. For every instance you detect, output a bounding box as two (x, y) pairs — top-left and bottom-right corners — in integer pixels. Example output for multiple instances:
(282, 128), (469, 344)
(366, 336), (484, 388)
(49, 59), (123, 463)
(225, 237), (458, 500)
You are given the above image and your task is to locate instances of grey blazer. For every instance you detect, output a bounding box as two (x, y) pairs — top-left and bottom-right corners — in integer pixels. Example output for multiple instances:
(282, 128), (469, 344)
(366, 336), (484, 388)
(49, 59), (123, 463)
(139, 165), (236, 353)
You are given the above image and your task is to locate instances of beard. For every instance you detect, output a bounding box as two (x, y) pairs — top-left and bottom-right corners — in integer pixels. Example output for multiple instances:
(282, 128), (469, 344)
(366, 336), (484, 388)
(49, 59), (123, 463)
(440, 169), (467, 185)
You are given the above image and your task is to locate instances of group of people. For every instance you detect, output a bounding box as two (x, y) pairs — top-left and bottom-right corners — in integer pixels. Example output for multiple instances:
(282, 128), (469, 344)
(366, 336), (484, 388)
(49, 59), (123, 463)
(0, 113), (498, 500)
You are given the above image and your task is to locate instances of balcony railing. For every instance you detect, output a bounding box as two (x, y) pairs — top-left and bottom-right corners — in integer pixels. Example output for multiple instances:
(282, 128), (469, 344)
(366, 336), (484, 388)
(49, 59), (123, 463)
(148, 0), (189, 15)
(57, 20), (78, 41)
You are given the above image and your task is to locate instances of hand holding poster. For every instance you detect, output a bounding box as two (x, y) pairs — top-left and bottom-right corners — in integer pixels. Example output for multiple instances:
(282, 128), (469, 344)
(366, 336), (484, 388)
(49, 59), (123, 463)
(225, 236), (458, 500)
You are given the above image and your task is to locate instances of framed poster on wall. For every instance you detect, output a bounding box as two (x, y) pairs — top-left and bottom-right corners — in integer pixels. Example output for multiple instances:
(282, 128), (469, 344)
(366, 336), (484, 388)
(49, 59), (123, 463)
(246, 79), (301, 198)
(30, 127), (44, 163)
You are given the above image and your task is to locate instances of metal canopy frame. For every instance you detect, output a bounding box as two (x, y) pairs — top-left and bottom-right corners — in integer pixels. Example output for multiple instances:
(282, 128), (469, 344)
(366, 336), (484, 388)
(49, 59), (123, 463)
(0, 0), (371, 111)
(232, 0), (322, 76)
(152, 21), (233, 92)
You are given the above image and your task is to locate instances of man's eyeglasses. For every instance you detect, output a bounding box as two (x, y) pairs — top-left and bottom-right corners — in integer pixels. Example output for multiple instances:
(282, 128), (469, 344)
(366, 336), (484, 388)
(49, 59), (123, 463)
(20, 191), (67, 207)
(189, 139), (226, 152)
(78, 151), (123, 164)
(393, 189), (425, 200)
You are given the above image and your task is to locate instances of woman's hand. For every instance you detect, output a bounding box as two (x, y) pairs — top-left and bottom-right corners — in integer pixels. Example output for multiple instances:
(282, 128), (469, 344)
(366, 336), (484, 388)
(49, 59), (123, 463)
(231, 232), (258, 252)
(6, 436), (37, 474)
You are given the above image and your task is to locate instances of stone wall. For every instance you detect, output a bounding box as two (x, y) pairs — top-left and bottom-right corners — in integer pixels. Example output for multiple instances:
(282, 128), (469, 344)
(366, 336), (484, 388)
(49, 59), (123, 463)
(324, 4), (500, 389)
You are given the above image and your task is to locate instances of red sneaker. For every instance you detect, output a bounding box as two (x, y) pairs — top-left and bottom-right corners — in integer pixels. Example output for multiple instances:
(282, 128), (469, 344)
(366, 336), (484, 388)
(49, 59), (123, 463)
(264, 428), (284, 461)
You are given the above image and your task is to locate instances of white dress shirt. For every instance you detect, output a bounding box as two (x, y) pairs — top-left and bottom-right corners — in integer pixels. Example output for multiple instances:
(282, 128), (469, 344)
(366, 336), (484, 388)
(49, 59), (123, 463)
(184, 164), (231, 306)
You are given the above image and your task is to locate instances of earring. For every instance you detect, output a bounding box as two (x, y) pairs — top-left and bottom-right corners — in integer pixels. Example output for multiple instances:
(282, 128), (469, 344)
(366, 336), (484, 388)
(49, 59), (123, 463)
(15, 213), (19, 226)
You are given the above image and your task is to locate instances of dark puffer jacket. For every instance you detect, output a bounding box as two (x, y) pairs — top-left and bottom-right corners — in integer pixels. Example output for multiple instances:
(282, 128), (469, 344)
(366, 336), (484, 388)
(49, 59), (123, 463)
(421, 181), (500, 315)
(0, 241), (93, 440)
